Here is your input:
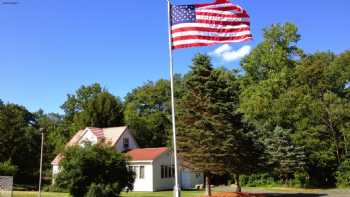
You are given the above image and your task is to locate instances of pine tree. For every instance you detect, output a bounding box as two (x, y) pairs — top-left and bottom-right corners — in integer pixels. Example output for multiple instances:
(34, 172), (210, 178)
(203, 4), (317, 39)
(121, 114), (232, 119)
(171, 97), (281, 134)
(177, 54), (266, 194)
(266, 126), (306, 183)
(208, 68), (266, 192)
(177, 54), (226, 196)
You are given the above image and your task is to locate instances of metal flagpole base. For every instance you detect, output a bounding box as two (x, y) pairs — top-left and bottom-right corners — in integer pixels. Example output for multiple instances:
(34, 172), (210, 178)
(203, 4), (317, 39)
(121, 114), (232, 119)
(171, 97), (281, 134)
(173, 184), (181, 197)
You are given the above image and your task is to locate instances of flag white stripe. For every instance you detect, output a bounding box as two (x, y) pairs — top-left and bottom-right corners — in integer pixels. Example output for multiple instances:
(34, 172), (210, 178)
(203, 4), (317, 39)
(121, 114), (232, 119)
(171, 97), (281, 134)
(172, 30), (251, 38)
(171, 23), (249, 31)
(172, 37), (251, 46)
(197, 3), (237, 10)
(196, 15), (249, 22)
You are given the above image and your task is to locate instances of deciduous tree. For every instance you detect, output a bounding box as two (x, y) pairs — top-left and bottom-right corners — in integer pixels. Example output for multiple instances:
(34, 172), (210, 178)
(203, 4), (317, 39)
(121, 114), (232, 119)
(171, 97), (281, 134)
(124, 77), (183, 147)
(0, 103), (40, 183)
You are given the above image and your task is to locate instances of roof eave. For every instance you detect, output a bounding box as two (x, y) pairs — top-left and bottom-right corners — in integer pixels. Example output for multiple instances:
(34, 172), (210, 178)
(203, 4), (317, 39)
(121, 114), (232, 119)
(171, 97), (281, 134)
(128, 160), (153, 163)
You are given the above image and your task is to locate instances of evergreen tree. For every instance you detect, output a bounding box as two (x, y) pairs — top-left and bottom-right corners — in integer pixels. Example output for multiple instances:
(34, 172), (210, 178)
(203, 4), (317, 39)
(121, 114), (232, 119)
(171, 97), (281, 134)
(177, 54), (226, 196)
(265, 126), (306, 183)
(208, 68), (266, 192)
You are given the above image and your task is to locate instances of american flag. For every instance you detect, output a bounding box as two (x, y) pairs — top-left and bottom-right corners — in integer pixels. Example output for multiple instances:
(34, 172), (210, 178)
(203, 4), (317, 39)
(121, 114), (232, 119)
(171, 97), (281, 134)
(170, 0), (252, 49)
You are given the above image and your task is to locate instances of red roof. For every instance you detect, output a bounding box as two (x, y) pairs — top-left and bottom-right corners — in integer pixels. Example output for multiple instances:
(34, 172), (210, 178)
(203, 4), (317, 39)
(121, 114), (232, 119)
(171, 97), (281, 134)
(126, 147), (169, 161)
(89, 127), (105, 140)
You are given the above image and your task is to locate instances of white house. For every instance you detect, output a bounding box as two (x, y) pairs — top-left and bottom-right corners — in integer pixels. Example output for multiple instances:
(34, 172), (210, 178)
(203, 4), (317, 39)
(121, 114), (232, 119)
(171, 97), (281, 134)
(51, 126), (203, 191)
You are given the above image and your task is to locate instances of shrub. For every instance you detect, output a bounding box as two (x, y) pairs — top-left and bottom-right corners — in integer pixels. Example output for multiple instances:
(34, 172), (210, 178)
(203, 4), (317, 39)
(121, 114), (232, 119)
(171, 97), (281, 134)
(43, 184), (68, 193)
(0, 160), (17, 176)
(291, 171), (310, 188)
(55, 143), (134, 197)
(240, 172), (312, 188)
(336, 158), (350, 187)
(239, 173), (277, 187)
(85, 183), (122, 197)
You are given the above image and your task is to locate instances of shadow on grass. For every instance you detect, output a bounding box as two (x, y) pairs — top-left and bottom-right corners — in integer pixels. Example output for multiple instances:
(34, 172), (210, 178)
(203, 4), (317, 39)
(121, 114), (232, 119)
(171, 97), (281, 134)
(125, 196), (163, 197)
(267, 193), (328, 197)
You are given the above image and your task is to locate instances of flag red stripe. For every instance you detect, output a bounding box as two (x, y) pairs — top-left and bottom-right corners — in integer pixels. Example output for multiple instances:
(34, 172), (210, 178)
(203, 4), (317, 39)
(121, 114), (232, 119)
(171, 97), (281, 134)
(172, 34), (252, 42)
(196, 19), (250, 26)
(171, 26), (250, 34)
(207, 6), (241, 12)
(172, 37), (252, 49)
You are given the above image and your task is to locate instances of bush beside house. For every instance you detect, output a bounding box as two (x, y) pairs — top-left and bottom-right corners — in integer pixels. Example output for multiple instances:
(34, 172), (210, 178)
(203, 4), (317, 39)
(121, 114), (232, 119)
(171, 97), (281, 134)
(55, 143), (134, 197)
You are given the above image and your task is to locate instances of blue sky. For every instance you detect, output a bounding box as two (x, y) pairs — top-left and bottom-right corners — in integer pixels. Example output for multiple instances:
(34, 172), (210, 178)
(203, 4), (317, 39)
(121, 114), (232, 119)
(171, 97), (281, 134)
(1, 0), (349, 113)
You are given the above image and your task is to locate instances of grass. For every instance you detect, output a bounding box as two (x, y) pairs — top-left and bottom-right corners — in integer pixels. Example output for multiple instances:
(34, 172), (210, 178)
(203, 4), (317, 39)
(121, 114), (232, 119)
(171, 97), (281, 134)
(13, 187), (350, 197)
(13, 191), (70, 197)
(12, 190), (203, 197)
(121, 191), (202, 197)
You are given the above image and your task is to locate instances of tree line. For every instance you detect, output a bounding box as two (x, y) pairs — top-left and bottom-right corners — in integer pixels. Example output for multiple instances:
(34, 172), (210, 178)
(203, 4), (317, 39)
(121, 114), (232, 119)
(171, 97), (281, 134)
(0, 23), (349, 192)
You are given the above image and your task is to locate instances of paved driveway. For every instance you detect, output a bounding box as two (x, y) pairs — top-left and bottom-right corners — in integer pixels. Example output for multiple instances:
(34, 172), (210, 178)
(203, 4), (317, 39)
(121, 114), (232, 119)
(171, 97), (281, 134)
(214, 186), (350, 197)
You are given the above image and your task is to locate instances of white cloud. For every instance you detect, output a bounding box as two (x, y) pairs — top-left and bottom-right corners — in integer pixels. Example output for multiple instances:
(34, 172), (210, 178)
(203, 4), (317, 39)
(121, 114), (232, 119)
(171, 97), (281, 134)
(210, 44), (251, 62)
(211, 44), (232, 56)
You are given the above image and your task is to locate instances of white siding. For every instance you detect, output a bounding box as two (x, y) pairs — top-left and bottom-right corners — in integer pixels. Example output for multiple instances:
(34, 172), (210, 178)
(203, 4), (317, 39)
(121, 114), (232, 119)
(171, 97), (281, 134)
(181, 169), (192, 189)
(52, 165), (60, 185)
(153, 152), (175, 191)
(52, 165), (60, 175)
(181, 168), (204, 189)
(115, 129), (138, 152)
(128, 162), (153, 191)
(152, 152), (204, 191)
(78, 129), (98, 146)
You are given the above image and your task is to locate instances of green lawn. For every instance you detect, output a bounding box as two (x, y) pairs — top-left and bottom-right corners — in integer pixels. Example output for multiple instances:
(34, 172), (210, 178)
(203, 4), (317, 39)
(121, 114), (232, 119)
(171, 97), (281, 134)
(12, 188), (350, 197)
(121, 191), (202, 197)
(13, 191), (70, 197)
(12, 191), (203, 197)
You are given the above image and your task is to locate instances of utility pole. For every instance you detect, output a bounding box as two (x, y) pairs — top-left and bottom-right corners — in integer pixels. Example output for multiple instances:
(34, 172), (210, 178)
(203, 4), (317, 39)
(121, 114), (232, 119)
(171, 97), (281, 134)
(38, 128), (44, 197)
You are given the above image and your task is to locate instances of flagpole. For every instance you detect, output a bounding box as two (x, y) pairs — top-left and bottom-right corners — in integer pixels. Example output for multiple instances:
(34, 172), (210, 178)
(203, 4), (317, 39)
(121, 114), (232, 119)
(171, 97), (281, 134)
(167, 1), (181, 197)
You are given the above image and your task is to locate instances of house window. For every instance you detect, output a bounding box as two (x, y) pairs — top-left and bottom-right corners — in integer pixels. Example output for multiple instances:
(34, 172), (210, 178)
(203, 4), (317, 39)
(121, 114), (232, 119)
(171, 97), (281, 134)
(161, 165), (175, 179)
(139, 166), (145, 179)
(164, 166), (168, 178)
(161, 166), (165, 178)
(129, 166), (138, 178)
(168, 166), (172, 178)
(129, 166), (144, 179)
(123, 137), (129, 149)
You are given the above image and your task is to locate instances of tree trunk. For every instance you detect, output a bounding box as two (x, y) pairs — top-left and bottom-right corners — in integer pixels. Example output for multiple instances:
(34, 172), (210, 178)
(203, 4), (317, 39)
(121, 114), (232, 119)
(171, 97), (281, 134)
(344, 135), (348, 156)
(203, 174), (206, 190)
(234, 174), (241, 192)
(205, 174), (212, 196)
